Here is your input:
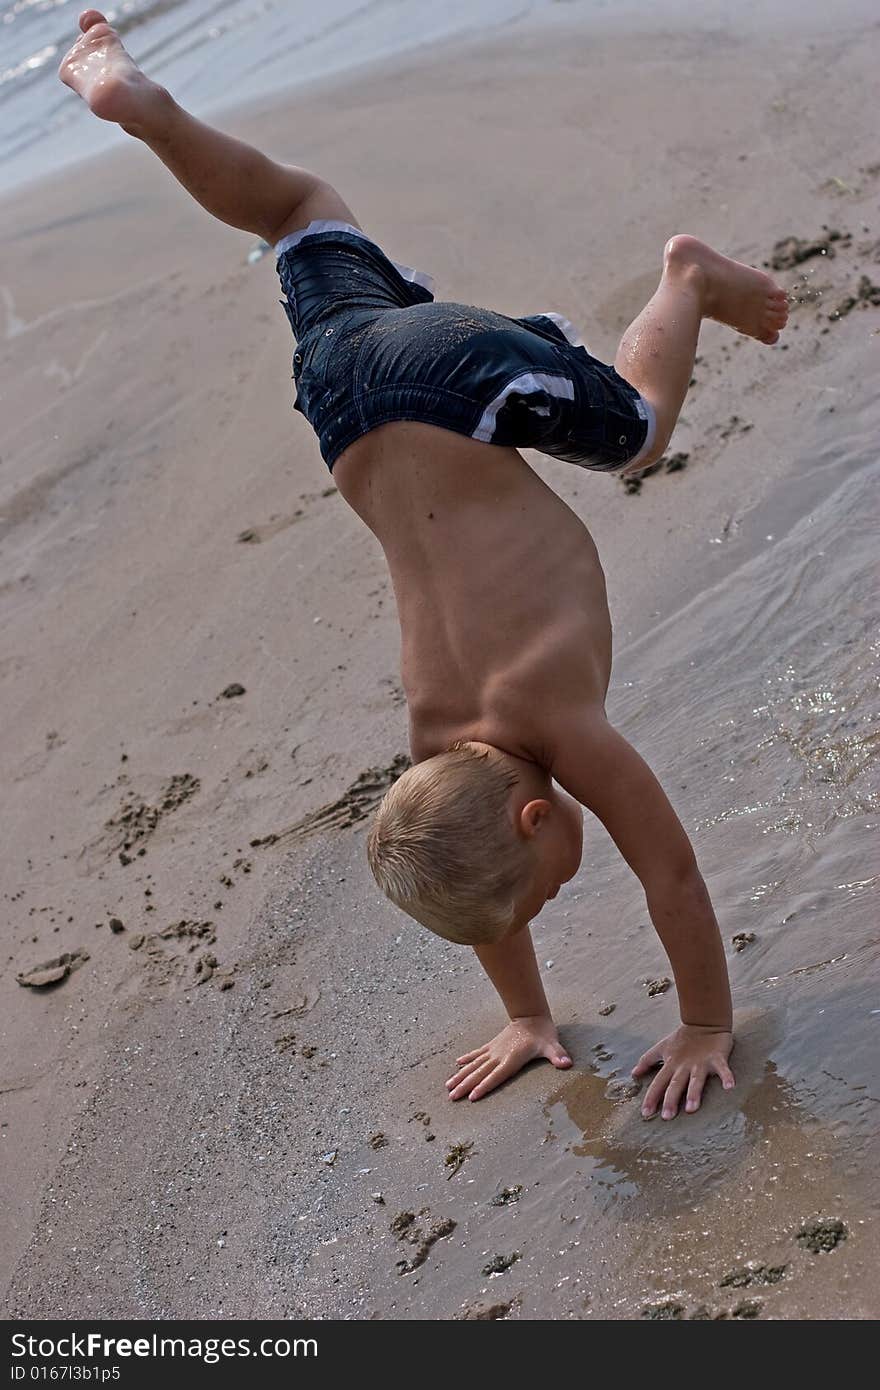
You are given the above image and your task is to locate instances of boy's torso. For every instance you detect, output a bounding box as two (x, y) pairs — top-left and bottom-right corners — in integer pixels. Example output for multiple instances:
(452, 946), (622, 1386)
(333, 421), (612, 765)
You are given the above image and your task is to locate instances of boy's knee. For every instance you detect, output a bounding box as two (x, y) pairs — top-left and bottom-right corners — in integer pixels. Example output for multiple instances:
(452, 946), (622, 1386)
(620, 421), (671, 475)
(640, 434), (671, 469)
(620, 405), (670, 478)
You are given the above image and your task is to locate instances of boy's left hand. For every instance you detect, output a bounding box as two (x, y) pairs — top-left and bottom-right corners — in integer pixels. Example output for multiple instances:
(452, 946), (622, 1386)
(446, 1016), (572, 1101)
(633, 1023), (735, 1119)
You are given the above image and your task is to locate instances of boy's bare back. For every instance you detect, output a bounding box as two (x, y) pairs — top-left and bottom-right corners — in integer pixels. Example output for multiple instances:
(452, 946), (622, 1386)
(334, 420), (613, 766)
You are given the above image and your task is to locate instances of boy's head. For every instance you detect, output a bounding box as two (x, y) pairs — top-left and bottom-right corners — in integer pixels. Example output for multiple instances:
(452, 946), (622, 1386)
(366, 739), (583, 945)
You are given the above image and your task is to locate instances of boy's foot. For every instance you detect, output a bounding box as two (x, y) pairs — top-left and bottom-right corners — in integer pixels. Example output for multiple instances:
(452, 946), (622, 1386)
(58, 9), (164, 129)
(664, 234), (789, 345)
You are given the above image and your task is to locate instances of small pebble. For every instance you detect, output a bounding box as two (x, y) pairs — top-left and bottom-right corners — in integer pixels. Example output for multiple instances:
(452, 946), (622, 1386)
(646, 977), (672, 996)
(732, 932), (756, 952)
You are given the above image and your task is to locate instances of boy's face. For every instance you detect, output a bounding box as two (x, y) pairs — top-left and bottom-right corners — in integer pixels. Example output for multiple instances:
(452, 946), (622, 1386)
(462, 742), (584, 934)
(510, 783), (584, 932)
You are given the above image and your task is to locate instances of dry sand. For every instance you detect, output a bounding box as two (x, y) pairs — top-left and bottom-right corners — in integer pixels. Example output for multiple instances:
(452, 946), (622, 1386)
(2, 9), (879, 1318)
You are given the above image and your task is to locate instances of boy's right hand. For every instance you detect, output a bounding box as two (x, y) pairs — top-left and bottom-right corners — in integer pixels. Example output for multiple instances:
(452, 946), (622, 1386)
(445, 1016), (572, 1101)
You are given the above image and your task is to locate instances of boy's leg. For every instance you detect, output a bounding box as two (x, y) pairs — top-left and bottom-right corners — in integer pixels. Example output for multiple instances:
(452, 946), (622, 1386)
(614, 235), (789, 469)
(59, 10), (359, 244)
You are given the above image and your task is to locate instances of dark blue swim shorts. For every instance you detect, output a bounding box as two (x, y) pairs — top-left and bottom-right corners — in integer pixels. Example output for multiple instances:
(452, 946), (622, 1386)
(275, 220), (655, 474)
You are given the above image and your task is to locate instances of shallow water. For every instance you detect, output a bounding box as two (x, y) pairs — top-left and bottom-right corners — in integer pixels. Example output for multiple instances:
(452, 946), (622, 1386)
(0, 0), (543, 194)
(4, 0), (877, 197)
(533, 424), (880, 1314)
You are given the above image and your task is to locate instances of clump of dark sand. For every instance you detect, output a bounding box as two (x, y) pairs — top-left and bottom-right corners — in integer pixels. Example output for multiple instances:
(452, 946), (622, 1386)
(622, 452), (689, 495)
(731, 1299), (763, 1319)
(641, 1300), (684, 1319)
(720, 1264), (786, 1288)
(828, 274), (880, 319)
(482, 1251), (521, 1277)
(457, 1299), (517, 1319)
(445, 1141), (474, 1178)
(732, 932), (757, 952)
(391, 1209), (457, 1275)
(767, 229), (850, 270)
(104, 773), (200, 865)
(157, 919), (216, 950)
(797, 1218), (847, 1254)
(646, 977), (672, 996)
(490, 1186), (522, 1207)
(718, 416), (752, 441)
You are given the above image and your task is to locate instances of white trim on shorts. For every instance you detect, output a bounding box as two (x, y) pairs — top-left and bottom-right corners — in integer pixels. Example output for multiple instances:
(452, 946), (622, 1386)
(534, 310), (588, 350)
(530, 312), (656, 472)
(274, 219), (436, 295)
(616, 395), (657, 473)
(471, 371), (576, 443)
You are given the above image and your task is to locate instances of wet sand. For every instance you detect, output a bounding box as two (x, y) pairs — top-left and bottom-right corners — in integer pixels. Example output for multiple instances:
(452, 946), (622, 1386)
(2, 8), (879, 1318)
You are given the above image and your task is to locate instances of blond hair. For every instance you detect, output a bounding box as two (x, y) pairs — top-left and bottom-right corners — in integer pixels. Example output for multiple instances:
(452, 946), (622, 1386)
(366, 740), (531, 945)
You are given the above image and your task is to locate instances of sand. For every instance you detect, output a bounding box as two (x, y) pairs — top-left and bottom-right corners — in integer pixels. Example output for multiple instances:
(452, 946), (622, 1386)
(2, 7), (879, 1319)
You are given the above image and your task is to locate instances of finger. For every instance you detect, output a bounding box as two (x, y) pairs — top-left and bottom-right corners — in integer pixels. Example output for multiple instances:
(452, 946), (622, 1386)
(455, 1047), (489, 1067)
(632, 1047), (662, 1078)
(446, 1056), (491, 1090)
(641, 1065), (673, 1117)
(661, 1068), (690, 1120)
(448, 1058), (495, 1101)
(684, 1067), (708, 1114)
(543, 1041), (572, 1069)
(469, 1059), (515, 1102)
(713, 1057), (736, 1090)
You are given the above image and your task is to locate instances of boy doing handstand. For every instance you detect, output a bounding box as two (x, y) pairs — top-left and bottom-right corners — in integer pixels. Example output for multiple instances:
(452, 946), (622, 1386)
(60, 11), (789, 1118)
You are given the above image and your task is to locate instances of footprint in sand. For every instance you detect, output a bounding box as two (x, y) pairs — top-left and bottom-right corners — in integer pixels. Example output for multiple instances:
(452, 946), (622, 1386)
(128, 919), (233, 991)
(390, 1208), (457, 1276)
(249, 754), (411, 848)
(83, 773), (201, 869)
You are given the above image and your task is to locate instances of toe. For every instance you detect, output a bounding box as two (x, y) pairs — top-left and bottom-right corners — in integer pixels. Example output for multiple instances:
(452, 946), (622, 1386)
(761, 329), (780, 345)
(80, 10), (108, 33)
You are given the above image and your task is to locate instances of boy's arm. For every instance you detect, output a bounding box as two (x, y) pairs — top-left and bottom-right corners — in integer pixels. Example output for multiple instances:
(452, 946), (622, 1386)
(473, 924), (552, 1020)
(549, 709), (735, 1117)
(445, 927), (572, 1101)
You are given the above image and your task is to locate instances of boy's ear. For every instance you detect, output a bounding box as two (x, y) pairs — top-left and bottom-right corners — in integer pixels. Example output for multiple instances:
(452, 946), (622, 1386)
(519, 798), (552, 837)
